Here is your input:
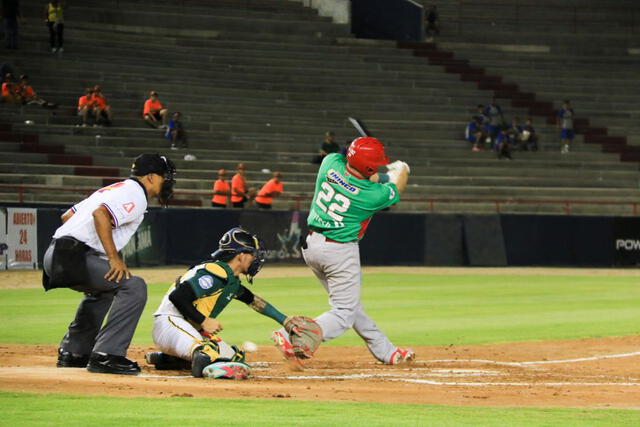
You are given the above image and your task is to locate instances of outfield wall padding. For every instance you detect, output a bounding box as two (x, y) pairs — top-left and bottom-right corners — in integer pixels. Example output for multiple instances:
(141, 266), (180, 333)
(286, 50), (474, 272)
(463, 214), (507, 266)
(4, 206), (639, 268)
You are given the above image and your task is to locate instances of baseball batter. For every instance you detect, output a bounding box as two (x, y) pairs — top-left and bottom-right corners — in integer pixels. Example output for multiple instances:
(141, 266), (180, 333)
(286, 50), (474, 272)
(273, 137), (414, 365)
(147, 227), (310, 379)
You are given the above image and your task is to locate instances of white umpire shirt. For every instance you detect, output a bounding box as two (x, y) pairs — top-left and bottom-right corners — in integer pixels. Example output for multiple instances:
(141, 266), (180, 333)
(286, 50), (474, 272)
(53, 179), (148, 254)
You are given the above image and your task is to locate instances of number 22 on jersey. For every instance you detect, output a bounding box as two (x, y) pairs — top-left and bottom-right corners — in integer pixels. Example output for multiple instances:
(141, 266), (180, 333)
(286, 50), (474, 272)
(315, 182), (350, 225)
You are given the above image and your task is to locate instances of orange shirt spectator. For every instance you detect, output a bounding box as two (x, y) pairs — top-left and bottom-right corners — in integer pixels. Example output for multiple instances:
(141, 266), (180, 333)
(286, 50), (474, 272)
(92, 93), (107, 109)
(77, 91), (92, 110)
(2, 81), (18, 97)
(143, 98), (163, 116)
(211, 169), (230, 207)
(20, 84), (35, 99)
(254, 172), (283, 207)
(231, 173), (246, 203)
(231, 163), (249, 207)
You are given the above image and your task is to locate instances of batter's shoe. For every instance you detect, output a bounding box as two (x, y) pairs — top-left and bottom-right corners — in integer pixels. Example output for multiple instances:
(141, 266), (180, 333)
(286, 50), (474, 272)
(272, 330), (304, 370)
(272, 330), (295, 360)
(202, 361), (251, 380)
(87, 352), (141, 375)
(387, 348), (415, 365)
(56, 348), (89, 368)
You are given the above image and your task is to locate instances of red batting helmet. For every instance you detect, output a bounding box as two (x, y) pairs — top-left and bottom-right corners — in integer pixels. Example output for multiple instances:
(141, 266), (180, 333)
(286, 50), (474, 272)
(346, 137), (389, 177)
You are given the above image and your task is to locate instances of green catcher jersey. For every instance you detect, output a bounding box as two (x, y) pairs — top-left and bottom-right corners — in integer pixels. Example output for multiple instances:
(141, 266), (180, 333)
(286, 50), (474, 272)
(178, 261), (244, 323)
(307, 153), (400, 242)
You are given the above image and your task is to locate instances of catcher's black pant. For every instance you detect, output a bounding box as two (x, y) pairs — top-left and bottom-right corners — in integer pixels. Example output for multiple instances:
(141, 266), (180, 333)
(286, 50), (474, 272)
(43, 243), (147, 357)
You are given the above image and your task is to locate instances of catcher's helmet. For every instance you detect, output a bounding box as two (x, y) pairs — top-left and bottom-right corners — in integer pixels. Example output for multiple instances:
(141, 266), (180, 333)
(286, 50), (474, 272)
(346, 137), (389, 178)
(210, 227), (265, 283)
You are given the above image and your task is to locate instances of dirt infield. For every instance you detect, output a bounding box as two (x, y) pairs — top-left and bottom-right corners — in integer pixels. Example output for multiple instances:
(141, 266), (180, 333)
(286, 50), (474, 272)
(1, 337), (639, 409)
(2, 266), (639, 409)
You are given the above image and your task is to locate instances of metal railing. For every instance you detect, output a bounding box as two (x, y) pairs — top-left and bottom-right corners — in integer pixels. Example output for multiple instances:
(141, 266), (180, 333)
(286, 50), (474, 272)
(1, 184), (638, 215)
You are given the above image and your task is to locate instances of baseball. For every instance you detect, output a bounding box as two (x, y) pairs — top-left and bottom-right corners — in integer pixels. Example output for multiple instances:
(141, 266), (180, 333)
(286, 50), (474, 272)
(242, 341), (258, 352)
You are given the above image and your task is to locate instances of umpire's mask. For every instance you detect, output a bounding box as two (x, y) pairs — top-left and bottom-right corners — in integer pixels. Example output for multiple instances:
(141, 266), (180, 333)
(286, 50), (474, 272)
(131, 153), (177, 206)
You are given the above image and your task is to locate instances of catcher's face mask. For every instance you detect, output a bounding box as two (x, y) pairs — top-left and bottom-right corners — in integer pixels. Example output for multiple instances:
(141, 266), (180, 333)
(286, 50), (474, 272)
(245, 240), (266, 284)
(210, 228), (266, 284)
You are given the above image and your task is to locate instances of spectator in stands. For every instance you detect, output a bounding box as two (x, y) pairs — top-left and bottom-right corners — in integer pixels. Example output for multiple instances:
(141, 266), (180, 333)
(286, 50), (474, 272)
(143, 91), (168, 129)
(465, 115), (486, 151)
(483, 98), (504, 147)
(2, 0), (21, 50)
(166, 112), (187, 150)
(557, 100), (574, 154)
(210, 168), (230, 208)
(91, 85), (112, 126)
(425, 5), (440, 41)
(340, 139), (351, 156)
(76, 87), (94, 127)
(312, 131), (340, 164)
(254, 171), (284, 209)
(1, 73), (21, 103)
(495, 126), (513, 160)
(506, 118), (522, 150)
(44, 0), (64, 53)
(231, 162), (253, 208)
(18, 75), (57, 108)
(518, 118), (538, 151)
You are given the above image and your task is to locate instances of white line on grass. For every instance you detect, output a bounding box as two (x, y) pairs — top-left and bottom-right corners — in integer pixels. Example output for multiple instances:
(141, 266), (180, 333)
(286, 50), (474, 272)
(425, 350), (640, 367)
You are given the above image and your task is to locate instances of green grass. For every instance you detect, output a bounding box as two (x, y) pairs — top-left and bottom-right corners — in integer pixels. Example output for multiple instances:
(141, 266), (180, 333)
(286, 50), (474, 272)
(1, 272), (639, 425)
(1, 391), (638, 426)
(0, 273), (638, 346)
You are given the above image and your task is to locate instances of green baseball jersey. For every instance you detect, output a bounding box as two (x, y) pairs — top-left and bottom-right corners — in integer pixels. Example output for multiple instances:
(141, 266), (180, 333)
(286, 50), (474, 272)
(307, 153), (400, 241)
(179, 260), (245, 321)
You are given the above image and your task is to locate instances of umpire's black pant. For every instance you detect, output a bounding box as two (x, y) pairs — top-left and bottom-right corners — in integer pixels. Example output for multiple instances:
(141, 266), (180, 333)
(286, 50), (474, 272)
(43, 243), (147, 357)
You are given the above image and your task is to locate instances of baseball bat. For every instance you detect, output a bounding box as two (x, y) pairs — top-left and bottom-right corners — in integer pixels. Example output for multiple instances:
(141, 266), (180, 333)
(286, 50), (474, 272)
(348, 117), (373, 137)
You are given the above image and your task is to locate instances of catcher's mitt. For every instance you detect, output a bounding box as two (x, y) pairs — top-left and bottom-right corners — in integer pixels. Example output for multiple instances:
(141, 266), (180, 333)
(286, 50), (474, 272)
(284, 315), (322, 359)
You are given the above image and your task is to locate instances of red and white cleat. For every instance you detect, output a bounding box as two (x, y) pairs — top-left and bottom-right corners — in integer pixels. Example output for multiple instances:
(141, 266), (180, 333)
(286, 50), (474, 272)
(272, 330), (304, 370)
(387, 348), (415, 365)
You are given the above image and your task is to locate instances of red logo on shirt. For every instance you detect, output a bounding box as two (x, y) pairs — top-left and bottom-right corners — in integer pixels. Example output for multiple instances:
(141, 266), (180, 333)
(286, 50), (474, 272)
(123, 202), (135, 213)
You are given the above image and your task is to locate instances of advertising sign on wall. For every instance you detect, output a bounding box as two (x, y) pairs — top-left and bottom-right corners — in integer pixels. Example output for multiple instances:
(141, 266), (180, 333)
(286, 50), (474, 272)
(6, 207), (38, 269)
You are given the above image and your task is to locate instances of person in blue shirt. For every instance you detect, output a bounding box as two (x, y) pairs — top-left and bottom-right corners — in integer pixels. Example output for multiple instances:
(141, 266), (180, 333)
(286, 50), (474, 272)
(556, 100), (574, 154)
(166, 111), (187, 150)
(465, 115), (486, 151)
(495, 126), (513, 160)
(518, 118), (538, 151)
(483, 99), (504, 147)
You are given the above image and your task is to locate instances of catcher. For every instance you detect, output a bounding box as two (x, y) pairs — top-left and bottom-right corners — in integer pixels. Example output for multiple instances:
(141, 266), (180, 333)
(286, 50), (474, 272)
(146, 226), (321, 379)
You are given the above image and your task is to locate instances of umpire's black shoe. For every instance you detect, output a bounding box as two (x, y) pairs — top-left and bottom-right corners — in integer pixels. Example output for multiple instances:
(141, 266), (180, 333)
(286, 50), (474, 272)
(87, 352), (141, 375)
(56, 348), (89, 368)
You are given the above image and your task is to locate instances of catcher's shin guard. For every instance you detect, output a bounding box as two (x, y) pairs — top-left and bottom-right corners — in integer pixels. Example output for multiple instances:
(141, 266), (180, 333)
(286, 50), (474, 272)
(191, 341), (221, 378)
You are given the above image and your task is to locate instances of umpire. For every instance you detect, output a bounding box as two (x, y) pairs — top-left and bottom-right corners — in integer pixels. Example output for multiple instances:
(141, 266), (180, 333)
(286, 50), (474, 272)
(42, 153), (176, 375)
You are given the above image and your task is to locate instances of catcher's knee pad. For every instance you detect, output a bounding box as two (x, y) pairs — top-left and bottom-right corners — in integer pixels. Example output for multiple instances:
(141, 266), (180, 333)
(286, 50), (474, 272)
(214, 344), (245, 364)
